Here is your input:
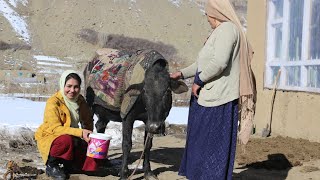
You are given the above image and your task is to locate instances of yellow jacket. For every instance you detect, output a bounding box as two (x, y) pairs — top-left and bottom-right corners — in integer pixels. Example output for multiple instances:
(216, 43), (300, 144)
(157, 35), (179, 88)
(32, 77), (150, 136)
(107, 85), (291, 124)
(34, 91), (93, 163)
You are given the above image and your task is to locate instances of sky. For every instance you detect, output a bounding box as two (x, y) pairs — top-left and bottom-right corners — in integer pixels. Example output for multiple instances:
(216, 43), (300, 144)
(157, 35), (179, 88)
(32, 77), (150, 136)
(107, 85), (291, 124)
(0, 96), (189, 147)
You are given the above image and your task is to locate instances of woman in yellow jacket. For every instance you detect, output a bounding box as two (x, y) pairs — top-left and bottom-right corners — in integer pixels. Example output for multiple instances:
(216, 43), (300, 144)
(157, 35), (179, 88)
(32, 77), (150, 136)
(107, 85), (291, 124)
(35, 70), (99, 179)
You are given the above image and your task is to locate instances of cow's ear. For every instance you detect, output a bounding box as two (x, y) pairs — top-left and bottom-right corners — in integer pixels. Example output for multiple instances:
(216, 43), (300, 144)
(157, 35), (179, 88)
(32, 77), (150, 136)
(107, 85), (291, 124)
(170, 79), (188, 94)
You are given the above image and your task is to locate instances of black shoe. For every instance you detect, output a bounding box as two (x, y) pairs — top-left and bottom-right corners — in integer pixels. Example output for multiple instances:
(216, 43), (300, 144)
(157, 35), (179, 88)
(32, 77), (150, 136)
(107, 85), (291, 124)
(63, 160), (82, 175)
(46, 164), (66, 180)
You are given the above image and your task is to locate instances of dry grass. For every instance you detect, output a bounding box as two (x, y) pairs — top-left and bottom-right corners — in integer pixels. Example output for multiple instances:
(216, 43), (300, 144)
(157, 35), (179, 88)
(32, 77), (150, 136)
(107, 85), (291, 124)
(103, 34), (177, 59)
(78, 29), (179, 62)
(0, 41), (11, 50)
(77, 28), (99, 45)
(0, 41), (31, 51)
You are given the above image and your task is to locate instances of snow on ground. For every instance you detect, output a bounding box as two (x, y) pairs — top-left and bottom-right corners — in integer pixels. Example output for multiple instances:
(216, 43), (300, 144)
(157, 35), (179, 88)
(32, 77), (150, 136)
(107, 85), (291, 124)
(168, 0), (181, 7)
(0, 0), (30, 43)
(33, 55), (66, 63)
(0, 96), (188, 148)
(34, 55), (73, 68)
(8, 0), (28, 8)
(0, 97), (45, 129)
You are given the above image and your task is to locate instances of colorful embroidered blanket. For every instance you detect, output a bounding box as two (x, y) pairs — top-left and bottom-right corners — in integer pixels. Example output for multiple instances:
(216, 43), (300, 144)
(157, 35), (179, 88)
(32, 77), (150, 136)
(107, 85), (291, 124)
(87, 48), (131, 111)
(86, 48), (167, 118)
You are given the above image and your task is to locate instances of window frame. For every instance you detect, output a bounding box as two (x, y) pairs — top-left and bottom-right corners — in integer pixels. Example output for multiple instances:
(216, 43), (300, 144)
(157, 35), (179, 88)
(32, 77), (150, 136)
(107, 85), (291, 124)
(265, 0), (320, 93)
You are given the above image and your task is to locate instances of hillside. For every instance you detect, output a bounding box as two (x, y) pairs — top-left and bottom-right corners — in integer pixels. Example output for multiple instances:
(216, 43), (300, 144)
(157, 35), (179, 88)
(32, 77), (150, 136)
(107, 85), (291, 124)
(0, 0), (247, 95)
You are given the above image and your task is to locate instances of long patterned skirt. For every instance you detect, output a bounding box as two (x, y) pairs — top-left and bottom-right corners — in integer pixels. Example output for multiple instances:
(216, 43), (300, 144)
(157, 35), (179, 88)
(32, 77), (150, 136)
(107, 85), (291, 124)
(178, 96), (238, 180)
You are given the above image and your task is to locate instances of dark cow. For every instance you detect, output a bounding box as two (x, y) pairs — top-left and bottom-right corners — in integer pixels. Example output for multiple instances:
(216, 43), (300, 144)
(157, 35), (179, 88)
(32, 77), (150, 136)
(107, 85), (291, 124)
(84, 48), (187, 179)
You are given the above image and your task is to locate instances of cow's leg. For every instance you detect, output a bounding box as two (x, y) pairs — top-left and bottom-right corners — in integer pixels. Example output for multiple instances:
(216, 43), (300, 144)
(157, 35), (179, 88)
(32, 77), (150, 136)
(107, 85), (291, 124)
(143, 131), (157, 180)
(119, 116), (134, 180)
(93, 105), (109, 133)
(95, 118), (108, 133)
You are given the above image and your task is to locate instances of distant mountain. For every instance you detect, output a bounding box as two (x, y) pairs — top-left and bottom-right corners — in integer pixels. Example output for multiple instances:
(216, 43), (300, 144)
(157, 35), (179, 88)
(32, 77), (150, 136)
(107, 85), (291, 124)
(0, 0), (247, 95)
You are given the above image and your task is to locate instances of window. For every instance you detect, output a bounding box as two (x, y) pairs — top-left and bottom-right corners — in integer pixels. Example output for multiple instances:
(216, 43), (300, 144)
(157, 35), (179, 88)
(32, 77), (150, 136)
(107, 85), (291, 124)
(266, 0), (320, 93)
(310, 0), (320, 59)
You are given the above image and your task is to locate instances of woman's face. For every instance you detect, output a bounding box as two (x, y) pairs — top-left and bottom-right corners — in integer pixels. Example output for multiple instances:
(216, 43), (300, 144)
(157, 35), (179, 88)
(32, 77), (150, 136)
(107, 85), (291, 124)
(64, 78), (80, 99)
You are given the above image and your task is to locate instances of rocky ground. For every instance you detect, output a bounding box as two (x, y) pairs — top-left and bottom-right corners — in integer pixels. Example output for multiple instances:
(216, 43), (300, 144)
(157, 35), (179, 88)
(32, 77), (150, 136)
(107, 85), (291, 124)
(0, 125), (320, 180)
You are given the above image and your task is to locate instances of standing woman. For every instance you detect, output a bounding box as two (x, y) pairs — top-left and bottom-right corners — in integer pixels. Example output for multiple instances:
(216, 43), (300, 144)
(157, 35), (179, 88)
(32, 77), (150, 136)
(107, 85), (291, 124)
(170, 0), (255, 179)
(35, 70), (100, 179)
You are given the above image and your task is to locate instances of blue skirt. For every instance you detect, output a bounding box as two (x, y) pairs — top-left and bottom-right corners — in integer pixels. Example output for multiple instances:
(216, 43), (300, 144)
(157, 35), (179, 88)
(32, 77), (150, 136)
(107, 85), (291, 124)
(179, 96), (238, 180)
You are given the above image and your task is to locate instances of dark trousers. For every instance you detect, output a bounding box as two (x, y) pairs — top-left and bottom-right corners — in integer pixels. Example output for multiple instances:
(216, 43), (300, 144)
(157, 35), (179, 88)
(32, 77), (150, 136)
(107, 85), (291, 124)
(49, 134), (101, 171)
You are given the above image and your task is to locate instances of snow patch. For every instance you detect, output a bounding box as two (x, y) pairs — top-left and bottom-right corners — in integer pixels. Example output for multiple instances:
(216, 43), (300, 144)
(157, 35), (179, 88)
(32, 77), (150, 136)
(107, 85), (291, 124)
(37, 61), (73, 68)
(8, 0), (28, 8)
(0, 0), (30, 43)
(33, 55), (65, 62)
(168, 0), (181, 7)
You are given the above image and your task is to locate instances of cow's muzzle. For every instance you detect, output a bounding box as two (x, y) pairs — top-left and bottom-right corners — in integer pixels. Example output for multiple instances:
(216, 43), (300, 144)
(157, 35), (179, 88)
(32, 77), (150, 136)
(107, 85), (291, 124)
(147, 122), (163, 134)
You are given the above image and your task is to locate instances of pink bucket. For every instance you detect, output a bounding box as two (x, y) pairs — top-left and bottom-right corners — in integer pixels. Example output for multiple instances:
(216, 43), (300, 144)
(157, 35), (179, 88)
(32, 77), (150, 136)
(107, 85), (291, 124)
(86, 133), (112, 159)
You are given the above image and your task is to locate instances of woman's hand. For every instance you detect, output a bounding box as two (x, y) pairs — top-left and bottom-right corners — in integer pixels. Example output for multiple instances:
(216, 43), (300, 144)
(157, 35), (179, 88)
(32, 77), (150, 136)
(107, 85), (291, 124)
(192, 83), (201, 98)
(170, 71), (183, 80)
(82, 129), (92, 143)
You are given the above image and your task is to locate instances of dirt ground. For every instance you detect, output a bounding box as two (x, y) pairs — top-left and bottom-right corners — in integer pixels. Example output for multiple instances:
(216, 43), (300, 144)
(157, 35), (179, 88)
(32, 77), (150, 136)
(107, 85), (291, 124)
(0, 125), (320, 180)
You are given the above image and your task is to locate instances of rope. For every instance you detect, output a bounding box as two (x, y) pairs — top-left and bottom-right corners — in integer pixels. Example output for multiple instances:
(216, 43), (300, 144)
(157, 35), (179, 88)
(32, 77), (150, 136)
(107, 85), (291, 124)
(128, 132), (154, 180)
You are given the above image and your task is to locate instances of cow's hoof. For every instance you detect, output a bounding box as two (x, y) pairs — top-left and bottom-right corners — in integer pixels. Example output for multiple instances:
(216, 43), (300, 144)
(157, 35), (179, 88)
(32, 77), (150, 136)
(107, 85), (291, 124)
(118, 175), (128, 180)
(118, 173), (128, 180)
(119, 168), (129, 180)
(144, 172), (158, 180)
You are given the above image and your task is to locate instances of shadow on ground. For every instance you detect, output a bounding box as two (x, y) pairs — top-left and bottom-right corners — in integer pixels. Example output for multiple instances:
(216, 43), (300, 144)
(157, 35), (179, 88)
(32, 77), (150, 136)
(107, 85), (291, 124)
(233, 153), (292, 180)
(75, 147), (185, 179)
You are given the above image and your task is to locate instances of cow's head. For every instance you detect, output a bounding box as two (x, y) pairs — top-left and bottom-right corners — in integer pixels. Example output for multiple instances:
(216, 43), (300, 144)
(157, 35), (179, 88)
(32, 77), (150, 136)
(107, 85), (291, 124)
(142, 59), (188, 134)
